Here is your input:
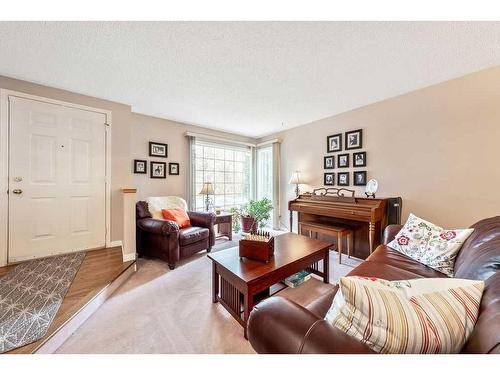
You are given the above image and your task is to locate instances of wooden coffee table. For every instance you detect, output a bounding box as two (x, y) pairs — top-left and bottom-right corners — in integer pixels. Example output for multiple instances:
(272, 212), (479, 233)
(207, 232), (332, 338)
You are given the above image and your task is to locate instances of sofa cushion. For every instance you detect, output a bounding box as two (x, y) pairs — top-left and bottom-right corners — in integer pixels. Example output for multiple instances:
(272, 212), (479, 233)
(387, 213), (474, 276)
(367, 245), (448, 279)
(325, 276), (485, 354)
(179, 226), (209, 246)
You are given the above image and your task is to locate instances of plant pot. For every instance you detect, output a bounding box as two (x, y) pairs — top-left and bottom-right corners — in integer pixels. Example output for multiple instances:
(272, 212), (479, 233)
(241, 216), (257, 233)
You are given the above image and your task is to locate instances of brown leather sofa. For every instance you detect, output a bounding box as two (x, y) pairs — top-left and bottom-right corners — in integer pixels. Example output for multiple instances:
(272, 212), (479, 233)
(248, 216), (500, 354)
(136, 201), (216, 270)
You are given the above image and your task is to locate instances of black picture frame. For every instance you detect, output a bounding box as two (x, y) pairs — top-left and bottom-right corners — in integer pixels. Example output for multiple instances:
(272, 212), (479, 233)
(326, 133), (342, 153)
(354, 171), (367, 186)
(149, 141), (168, 158)
(345, 129), (363, 150)
(338, 172), (349, 186)
(324, 173), (335, 186)
(338, 153), (350, 168)
(353, 151), (367, 167)
(150, 161), (166, 179)
(133, 159), (147, 174)
(324, 156), (334, 169)
(169, 162), (180, 175)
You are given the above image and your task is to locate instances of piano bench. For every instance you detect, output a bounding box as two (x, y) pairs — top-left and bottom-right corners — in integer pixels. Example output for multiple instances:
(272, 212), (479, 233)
(298, 222), (353, 264)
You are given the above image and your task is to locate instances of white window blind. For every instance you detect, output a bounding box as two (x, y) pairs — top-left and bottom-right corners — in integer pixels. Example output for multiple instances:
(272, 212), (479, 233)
(191, 139), (252, 212)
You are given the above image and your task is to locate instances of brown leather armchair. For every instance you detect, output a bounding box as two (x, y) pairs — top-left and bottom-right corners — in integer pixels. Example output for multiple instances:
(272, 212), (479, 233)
(248, 216), (500, 354)
(136, 201), (216, 270)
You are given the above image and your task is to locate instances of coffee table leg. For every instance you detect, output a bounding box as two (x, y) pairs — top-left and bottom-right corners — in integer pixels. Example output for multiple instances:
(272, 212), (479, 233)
(212, 262), (219, 303)
(323, 249), (330, 284)
(243, 292), (253, 339)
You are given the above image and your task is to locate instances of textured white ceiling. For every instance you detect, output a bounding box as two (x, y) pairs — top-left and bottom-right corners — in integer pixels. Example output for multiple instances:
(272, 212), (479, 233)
(1, 22), (500, 137)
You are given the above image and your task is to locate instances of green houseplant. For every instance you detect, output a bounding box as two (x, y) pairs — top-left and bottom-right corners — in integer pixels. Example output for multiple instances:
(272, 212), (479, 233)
(230, 198), (273, 233)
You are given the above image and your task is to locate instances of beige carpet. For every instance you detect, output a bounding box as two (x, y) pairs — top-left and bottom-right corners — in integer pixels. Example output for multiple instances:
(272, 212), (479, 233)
(56, 238), (361, 354)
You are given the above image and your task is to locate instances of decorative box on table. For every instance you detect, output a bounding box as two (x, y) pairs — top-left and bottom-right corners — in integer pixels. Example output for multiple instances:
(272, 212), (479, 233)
(239, 231), (274, 262)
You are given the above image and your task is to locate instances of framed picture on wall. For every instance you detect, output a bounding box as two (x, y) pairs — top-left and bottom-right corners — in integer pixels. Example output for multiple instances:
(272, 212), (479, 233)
(149, 141), (168, 158)
(354, 171), (367, 186)
(324, 156), (334, 169)
(338, 172), (349, 186)
(324, 173), (335, 186)
(326, 133), (342, 152)
(353, 151), (366, 167)
(338, 153), (350, 168)
(133, 159), (147, 174)
(169, 162), (180, 175)
(345, 129), (363, 150)
(150, 161), (166, 178)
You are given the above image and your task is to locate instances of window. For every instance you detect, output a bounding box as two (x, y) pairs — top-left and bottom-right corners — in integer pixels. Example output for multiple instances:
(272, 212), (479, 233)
(192, 140), (252, 211)
(256, 145), (273, 200)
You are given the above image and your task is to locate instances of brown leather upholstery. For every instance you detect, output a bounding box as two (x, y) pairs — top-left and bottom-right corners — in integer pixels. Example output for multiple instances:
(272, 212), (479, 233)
(247, 216), (500, 354)
(136, 201), (216, 270)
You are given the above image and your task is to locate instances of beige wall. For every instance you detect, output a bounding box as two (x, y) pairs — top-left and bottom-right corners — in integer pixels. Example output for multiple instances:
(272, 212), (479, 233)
(260, 66), (500, 229)
(0, 75), (132, 242)
(130, 113), (255, 202)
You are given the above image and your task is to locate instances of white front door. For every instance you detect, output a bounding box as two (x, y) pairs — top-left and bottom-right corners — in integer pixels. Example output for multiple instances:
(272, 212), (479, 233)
(8, 96), (107, 262)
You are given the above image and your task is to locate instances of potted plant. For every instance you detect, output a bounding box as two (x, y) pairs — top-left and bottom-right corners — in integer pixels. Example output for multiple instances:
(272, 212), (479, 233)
(230, 198), (273, 233)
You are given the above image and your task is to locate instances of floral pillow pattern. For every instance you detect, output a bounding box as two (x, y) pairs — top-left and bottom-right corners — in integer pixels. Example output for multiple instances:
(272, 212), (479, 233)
(387, 213), (474, 276)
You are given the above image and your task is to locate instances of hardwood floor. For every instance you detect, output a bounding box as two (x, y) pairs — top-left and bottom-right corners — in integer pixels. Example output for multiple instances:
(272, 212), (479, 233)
(0, 247), (135, 354)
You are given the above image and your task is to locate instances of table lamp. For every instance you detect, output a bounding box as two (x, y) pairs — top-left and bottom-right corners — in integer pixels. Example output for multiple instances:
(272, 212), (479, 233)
(289, 171), (302, 197)
(199, 182), (214, 211)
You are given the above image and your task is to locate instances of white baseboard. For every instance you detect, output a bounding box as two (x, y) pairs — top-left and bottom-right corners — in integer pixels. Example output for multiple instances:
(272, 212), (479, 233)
(122, 252), (136, 262)
(109, 240), (123, 248)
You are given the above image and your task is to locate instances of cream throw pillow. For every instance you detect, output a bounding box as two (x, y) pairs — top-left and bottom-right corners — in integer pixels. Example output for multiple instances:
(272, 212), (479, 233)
(325, 276), (484, 354)
(388, 213), (474, 276)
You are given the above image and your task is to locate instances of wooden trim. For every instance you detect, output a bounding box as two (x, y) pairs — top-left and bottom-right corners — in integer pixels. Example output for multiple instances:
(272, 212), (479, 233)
(122, 188), (137, 193)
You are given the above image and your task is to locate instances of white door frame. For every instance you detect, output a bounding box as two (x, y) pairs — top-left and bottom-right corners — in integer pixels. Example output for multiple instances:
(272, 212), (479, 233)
(0, 89), (112, 266)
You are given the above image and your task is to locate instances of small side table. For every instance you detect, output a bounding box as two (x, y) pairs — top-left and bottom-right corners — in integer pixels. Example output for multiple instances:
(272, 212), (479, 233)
(214, 213), (233, 241)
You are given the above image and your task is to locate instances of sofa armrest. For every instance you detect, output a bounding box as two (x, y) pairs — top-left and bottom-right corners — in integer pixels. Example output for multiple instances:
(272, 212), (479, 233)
(247, 296), (375, 354)
(383, 224), (403, 245)
(137, 218), (179, 235)
(187, 211), (216, 228)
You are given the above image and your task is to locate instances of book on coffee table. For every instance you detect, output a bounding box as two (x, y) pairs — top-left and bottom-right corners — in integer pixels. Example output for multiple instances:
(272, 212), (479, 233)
(284, 270), (311, 288)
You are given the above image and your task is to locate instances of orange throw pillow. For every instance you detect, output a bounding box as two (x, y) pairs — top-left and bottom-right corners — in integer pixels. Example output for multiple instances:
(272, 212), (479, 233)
(161, 208), (191, 228)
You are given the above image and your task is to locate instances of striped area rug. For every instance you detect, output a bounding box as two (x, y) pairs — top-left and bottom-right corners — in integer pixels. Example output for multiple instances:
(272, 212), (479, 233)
(0, 252), (85, 353)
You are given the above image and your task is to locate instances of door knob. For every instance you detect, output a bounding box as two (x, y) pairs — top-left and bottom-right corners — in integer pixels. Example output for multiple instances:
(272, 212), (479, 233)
(12, 189), (22, 194)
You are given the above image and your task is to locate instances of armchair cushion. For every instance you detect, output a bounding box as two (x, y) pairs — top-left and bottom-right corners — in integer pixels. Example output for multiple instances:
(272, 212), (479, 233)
(179, 227), (209, 246)
(162, 208), (191, 228)
(146, 196), (188, 220)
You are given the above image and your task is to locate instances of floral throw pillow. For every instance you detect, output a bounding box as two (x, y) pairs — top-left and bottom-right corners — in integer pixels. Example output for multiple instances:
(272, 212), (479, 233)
(387, 213), (474, 276)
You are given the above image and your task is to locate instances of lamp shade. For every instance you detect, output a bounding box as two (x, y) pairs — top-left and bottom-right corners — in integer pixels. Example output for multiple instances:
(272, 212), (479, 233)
(199, 182), (214, 195)
(288, 171), (301, 185)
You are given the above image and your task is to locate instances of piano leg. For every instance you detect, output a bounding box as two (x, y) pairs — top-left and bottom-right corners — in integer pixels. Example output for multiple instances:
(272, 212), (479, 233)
(289, 211), (293, 232)
(369, 222), (375, 254)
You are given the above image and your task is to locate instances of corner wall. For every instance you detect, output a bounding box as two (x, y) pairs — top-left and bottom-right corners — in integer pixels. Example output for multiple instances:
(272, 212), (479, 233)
(259, 66), (500, 229)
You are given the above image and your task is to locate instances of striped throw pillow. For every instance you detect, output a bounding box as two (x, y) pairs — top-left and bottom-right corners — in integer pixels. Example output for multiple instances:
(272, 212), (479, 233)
(325, 276), (484, 354)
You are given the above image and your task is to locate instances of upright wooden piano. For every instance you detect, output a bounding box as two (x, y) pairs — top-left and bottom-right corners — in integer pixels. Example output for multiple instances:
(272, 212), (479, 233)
(289, 189), (401, 259)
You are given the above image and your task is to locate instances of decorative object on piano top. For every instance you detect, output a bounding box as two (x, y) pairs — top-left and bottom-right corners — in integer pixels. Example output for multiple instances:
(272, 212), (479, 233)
(312, 187), (355, 197)
(229, 197), (273, 233)
(324, 172), (335, 186)
(338, 172), (350, 186)
(365, 179), (379, 198)
(239, 229), (275, 262)
(338, 153), (350, 168)
(353, 151), (366, 167)
(354, 171), (367, 186)
(327, 133), (342, 152)
(324, 156), (334, 169)
(289, 170), (302, 197)
(345, 129), (363, 150)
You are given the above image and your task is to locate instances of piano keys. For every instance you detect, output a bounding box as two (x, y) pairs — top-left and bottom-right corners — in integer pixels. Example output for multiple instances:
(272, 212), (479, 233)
(289, 193), (402, 259)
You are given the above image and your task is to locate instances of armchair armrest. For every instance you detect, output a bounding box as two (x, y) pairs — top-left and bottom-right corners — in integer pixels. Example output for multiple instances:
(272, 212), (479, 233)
(187, 211), (216, 228)
(247, 296), (375, 354)
(383, 224), (403, 245)
(137, 217), (179, 235)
